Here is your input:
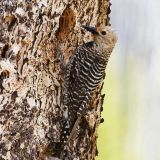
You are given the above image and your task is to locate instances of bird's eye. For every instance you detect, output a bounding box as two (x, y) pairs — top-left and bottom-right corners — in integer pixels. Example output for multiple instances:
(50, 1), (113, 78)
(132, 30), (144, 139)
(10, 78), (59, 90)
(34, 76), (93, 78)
(101, 31), (106, 35)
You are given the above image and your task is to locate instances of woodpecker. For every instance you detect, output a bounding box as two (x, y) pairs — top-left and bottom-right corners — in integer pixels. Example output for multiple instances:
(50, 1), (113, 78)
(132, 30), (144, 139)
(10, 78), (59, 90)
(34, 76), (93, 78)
(61, 25), (117, 149)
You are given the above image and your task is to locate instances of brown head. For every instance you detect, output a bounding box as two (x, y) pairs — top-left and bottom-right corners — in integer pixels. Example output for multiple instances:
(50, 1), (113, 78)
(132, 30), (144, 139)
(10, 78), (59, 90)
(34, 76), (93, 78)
(82, 25), (117, 53)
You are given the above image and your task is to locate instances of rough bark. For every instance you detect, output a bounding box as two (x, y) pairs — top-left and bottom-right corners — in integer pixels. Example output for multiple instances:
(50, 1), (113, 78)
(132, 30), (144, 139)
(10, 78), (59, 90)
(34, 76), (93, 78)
(0, 0), (111, 159)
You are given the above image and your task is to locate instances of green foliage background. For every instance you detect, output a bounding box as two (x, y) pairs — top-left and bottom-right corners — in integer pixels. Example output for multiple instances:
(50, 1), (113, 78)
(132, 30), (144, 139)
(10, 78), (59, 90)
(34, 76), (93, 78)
(96, 0), (160, 159)
(96, 53), (131, 160)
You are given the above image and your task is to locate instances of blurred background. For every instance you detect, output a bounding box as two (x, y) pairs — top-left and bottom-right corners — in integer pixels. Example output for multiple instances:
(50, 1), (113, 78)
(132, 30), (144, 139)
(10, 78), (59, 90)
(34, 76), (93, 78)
(97, 0), (160, 160)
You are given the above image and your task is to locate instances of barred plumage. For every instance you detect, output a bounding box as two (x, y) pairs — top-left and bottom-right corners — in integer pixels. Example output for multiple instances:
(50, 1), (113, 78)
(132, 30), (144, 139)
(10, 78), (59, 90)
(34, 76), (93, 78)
(61, 26), (117, 146)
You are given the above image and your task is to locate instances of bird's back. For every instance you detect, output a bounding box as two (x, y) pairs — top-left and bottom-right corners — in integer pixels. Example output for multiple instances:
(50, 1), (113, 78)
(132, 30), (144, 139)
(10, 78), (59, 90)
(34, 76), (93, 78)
(63, 41), (106, 128)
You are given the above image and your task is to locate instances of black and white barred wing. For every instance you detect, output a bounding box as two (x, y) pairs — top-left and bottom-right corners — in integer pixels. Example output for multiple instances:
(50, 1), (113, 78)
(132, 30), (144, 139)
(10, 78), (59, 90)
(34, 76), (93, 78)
(64, 42), (106, 115)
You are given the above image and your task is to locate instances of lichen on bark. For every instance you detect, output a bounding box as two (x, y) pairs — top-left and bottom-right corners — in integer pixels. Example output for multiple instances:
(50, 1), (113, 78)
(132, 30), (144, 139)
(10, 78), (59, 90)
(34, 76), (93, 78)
(0, 0), (112, 159)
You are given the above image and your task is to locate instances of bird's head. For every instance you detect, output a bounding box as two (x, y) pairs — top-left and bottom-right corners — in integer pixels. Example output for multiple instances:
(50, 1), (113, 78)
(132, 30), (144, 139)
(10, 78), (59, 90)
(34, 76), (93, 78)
(82, 25), (117, 53)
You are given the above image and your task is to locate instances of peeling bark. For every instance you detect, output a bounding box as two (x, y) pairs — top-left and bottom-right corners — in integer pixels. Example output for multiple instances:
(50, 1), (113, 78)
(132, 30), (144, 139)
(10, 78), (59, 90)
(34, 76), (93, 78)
(0, 0), (112, 159)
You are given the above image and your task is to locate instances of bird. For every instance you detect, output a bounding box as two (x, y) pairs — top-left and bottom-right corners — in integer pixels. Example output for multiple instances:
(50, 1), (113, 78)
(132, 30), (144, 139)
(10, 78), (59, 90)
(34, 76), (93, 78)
(60, 25), (117, 149)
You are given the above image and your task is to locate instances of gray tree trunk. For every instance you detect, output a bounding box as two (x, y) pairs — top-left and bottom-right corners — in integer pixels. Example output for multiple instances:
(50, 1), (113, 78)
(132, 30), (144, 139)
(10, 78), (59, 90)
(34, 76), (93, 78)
(0, 0), (112, 159)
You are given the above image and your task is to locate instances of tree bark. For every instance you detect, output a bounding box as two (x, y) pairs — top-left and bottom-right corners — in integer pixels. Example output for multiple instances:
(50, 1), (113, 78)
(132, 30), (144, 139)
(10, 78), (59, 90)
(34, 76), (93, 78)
(0, 0), (112, 159)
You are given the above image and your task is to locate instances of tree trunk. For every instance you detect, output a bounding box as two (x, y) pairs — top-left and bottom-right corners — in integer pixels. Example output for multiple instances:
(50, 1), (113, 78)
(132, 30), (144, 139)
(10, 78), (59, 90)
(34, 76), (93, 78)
(0, 0), (112, 159)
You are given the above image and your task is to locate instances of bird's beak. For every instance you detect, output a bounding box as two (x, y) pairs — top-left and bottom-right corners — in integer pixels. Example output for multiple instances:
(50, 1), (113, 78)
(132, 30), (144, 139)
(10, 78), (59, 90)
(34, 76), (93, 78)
(81, 25), (99, 35)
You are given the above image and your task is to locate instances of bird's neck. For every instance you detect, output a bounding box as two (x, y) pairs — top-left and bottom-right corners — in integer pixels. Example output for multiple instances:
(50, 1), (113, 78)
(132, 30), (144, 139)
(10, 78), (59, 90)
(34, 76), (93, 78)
(92, 42), (111, 63)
